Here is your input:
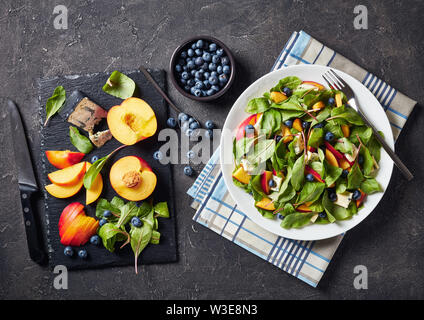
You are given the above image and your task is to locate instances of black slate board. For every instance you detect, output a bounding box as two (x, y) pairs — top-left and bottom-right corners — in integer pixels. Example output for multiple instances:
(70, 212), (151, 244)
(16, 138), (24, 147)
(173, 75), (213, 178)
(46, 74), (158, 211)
(37, 69), (177, 270)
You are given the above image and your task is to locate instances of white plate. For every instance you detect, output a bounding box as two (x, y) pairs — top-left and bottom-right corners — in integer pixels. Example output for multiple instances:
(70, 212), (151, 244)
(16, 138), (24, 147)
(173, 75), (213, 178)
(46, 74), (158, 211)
(220, 65), (394, 241)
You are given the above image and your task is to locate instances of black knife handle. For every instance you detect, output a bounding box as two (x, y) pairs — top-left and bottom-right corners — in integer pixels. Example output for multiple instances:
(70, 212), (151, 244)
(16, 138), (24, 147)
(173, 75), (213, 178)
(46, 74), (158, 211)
(19, 184), (46, 264)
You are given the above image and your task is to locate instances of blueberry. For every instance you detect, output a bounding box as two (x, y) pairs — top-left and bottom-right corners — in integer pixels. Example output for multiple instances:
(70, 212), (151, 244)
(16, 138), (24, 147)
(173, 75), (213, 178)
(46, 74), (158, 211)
(352, 189), (362, 201)
(184, 166), (194, 176)
(203, 80), (211, 89)
(205, 129), (213, 139)
(211, 55), (220, 64)
(313, 122), (325, 128)
(153, 150), (163, 161)
(78, 249), (88, 259)
(201, 63), (209, 71)
(178, 58), (185, 66)
(218, 74), (228, 84)
(205, 120), (214, 129)
(182, 65), (188, 71)
(319, 212), (327, 218)
(268, 179), (276, 188)
(175, 64), (182, 73)
(195, 57), (204, 66)
(187, 150), (195, 159)
(206, 89), (215, 96)
(191, 43), (197, 50)
(180, 51), (188, 59)
(245, 124), (255, 135)
(203, 73), (210, 81)
(211, 85), (220, 92)
(223, 65), (231, 74)
(187, 48), (194, 57)
(131, 216), (143, 228)
(284, 120), (293, 128)
(302, 121), (311, 130)
(328, 97), (335, 106)
(196, 39), (204, 48)
(358, 155), (364, 165)
(277, 213), (285, 220)
(216, 48), (224, 56)
(282, 87), (292, 96)
(208, 63), (217, 71)
(209, 76), (219, 85)
(99, 218), (107, 227)
(306, 173), (314, 182)
(187, 60), (195, 69)
(275, 135), (282, 143)
(187, 78), (195, 86)
(91, 155), (98, 163)
(195, 70), (203, 79)
(209, 43), (217, 51)
(324, 131), (335, 142)
(193, 88), (202, 97)
(189, 121), (200, 130)
(211, 71), (218, 78)
(221, 56), (229, 65)
(202, 52), (211, 62)
(195, 48), (202, 56)
(186, 128), (194, 136)
(184, 85), (191, 92)
(178, 112), (189, 122)
(64, 246), (74, 257)
(341, 169), (349, 178)
(216, 65), (223, 74)
(190, 69), (196, 76)
(328, 192), (337, 202)
(195, 81), (204, 89)
(90, 235), (100, 246)
(103, 210), (112, 218)
(180, 78), (187, 85)
(181, 71), (189, 80)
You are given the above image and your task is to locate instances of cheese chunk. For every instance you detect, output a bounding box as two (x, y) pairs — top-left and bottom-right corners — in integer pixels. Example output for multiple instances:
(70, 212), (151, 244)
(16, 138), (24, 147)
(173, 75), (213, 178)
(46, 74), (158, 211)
(294, 136), (304, 155)
(334, 192), (353, 208)
(305, 151), (319, 164)
(240, 159), (255, 174)
(270, 175), (283, 192)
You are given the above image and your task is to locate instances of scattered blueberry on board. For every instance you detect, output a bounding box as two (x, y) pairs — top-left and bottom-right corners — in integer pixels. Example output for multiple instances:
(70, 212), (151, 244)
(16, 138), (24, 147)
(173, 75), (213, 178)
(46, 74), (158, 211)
(64, 246), (74, 257)
(184, 166), (194, 176)
(78, 249), (88, 259)
(90, 235), (101, 246)
(174, 39), (231, 97)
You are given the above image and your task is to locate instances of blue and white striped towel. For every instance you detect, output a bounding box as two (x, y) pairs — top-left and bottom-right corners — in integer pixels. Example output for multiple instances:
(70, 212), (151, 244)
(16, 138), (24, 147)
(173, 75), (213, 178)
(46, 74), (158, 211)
(187, 30), (417, 287)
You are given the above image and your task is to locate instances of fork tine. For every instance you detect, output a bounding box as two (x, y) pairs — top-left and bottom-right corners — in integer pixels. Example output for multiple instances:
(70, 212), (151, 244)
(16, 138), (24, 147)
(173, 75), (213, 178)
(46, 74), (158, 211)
(329, 69), (347, 87)
(322, 74), (334, 89)
(322, 73), (340, 90)
(326, 71), (344, 89)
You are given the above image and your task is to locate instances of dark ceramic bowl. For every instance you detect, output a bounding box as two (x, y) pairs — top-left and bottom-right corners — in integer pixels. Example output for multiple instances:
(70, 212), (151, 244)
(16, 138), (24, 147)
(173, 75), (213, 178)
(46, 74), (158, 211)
(169, 35), (236, 102)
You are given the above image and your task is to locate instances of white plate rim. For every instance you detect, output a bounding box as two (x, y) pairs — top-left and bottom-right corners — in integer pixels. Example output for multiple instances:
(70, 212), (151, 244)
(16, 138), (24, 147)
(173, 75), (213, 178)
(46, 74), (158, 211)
(220, 64), (394, 241)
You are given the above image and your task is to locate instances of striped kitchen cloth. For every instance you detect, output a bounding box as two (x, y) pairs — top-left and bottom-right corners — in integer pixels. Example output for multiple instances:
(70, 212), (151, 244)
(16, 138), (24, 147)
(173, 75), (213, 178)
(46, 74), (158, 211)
(187, 30), (417, 287)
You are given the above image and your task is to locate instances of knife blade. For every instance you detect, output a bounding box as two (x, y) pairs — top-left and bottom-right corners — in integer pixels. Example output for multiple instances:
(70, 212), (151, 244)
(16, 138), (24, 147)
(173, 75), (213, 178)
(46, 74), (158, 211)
(8, 100), (46, 264)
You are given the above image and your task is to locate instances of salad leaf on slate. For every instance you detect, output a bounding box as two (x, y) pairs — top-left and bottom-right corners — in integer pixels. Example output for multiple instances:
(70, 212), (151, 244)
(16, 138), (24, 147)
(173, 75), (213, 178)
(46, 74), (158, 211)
(102, 70), (136, 99)
(154, 202), (170, 218)
(44, 86), (66, 126)
(69, 126), (93, 154)
(130, 223), (153, 274)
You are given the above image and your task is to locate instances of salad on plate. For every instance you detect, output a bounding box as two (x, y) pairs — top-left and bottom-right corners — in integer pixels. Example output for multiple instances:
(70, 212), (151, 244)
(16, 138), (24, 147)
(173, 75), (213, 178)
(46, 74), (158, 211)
(232, 76), (383, 229)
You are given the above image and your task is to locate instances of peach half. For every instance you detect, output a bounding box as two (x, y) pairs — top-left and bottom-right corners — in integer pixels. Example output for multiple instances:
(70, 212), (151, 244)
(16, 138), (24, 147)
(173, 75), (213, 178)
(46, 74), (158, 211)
(107, 97), (157, 145)
(110, 156), (157, 201)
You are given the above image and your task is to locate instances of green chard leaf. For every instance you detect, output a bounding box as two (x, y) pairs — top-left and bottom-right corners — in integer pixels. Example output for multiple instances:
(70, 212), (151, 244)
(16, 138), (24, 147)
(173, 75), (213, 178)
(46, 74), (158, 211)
(103, 70), (136, 99)
(334, 137), (354, 155)
(44, 86), (66, 126)
(154, 202), (170, 218)
(330, 105), (364, 126)
(98, 223), (129, 252)
(69, 126), (93, 154)
(150, 230), (161, 244)
(360, 178), (382, 194)
(245, 97), (270, 113)
(324, 162), (343, 188)
(270, 76), (302, 92)
(347, 162), (364, 190)
(130, 223), (153, 274)
(291, 154), (305, 191)
(95, 198), (121, 221)
(308, 128), (324, 148)
(116, 201), (139, 228)
(83, 154), (110, 189)
(297, 182), (326, 204)
(280, 212), (314, 229)
(261, 109), (282, 137)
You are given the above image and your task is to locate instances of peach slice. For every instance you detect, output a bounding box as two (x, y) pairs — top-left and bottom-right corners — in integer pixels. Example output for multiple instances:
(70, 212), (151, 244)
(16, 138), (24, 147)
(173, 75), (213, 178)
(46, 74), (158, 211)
(341, 124), (350, 138)
(300, 81), (325, 91)
(339, 158), (351, 170)
(296, 204), (312, 212)
(232, 166), (251, 185)
(293, 118), (303, 132)
(305, 166), (325, 183)
(270, 91), (287, 103)
(46, 150), (85, 169)
(312, 101), (325, 112)
(261, 170), (273, 195)
(110, 156), (157, 201)
(107, 97), (157, 145)
(255, 198), (275, 211)
(85, 163), (103, 205)
(45, 178), (84, 198)
(282, 126), (293, 143)
(235, 114), (259, 141)
(48, 162), (86, 186)
(325, 148), (339, 167)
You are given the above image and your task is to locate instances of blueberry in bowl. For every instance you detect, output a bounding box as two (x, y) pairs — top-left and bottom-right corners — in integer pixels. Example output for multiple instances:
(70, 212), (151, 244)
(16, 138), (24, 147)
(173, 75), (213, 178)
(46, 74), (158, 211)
(170, 36), (235, 101)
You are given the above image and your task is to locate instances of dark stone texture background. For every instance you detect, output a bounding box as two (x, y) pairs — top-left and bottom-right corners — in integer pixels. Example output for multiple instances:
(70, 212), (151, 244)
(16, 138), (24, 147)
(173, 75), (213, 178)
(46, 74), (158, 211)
(0, 0), (423, 299)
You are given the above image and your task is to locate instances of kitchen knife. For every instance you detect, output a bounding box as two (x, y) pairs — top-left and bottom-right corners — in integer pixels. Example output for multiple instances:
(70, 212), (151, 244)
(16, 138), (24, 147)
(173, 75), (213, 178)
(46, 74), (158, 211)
(8, 100), (46, 264)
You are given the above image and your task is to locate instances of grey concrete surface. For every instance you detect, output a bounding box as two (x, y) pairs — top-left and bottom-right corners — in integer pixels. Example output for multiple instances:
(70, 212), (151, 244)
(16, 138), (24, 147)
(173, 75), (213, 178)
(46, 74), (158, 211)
(0, 0), (423, 299)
